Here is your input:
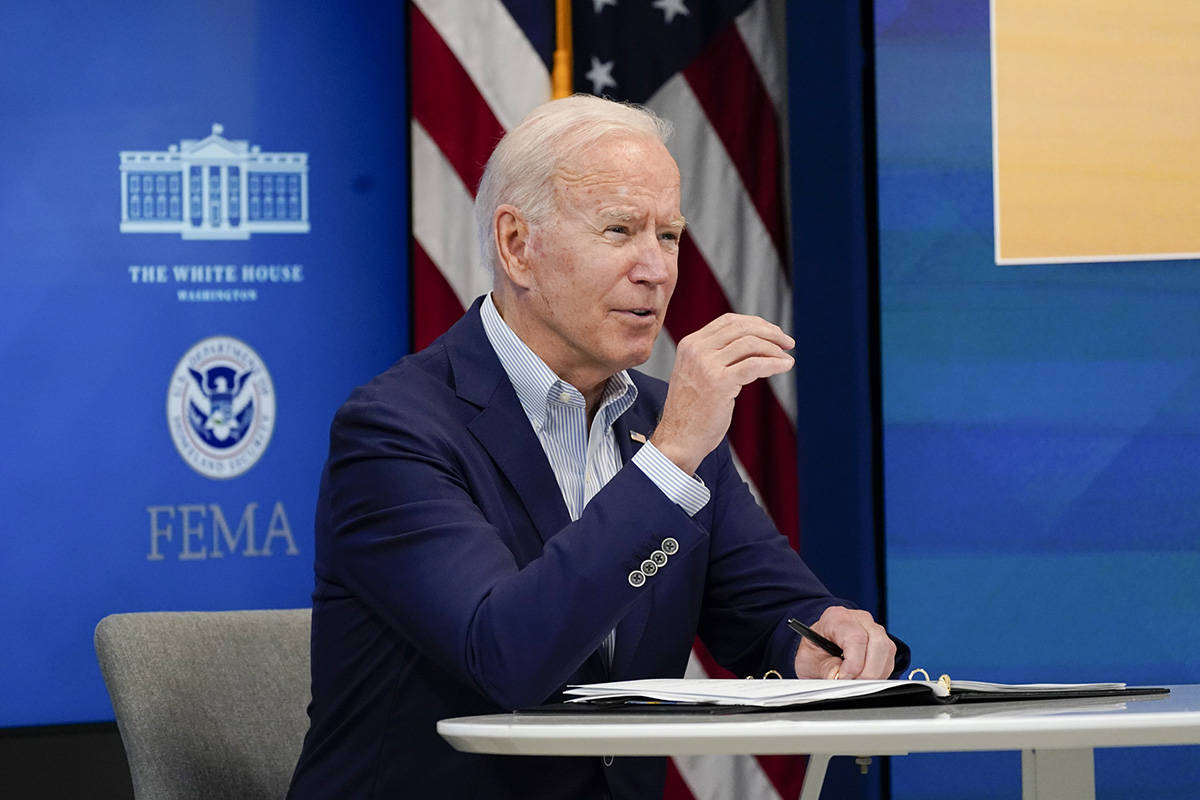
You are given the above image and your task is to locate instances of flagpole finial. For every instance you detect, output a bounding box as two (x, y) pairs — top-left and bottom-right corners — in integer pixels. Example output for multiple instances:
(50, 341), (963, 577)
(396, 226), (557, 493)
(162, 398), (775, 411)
(552, 0), (572, 98)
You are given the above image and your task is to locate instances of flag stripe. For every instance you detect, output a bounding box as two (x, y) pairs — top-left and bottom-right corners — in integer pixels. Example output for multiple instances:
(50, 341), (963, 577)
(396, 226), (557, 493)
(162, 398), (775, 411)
(410, 120), (489, 311)
(667, 237), (799, 546)
(729, 381), (801, 548)
(496, 0), (554, 68)
(674, 750), (787, 800)
(663, 759), (695, 799)
(646, 75), (797, 422)
(648, 75), (789, 320)
(409, 4), (505, 196)
(735, 0), (792, 277)
(411, 0), (548, 130)
(687, 643), (806, 799)
(413, 240), (470, 350)
(734, 0), (788, 118)
(683, 25), (788, 263)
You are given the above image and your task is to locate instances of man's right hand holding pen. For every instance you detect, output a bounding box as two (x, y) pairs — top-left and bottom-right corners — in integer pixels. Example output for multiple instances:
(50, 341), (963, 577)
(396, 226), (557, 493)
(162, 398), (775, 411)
(790, 607), (898, 680)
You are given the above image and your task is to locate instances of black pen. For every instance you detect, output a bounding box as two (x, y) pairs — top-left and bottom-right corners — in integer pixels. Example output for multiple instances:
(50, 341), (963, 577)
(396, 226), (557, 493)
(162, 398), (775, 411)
(787, 618), (844, 659)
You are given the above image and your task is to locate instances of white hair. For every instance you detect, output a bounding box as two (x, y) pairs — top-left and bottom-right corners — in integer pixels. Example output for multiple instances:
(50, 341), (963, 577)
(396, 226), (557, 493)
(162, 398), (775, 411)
(475, 94), (673, 273)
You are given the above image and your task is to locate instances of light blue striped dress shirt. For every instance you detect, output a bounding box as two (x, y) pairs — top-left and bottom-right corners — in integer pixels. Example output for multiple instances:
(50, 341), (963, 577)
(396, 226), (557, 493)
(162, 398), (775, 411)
(480, 294), (710, 664)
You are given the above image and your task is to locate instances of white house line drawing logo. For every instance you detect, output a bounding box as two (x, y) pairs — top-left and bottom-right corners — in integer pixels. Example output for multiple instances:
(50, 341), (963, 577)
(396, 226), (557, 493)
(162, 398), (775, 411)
(120, 123), (309, 240)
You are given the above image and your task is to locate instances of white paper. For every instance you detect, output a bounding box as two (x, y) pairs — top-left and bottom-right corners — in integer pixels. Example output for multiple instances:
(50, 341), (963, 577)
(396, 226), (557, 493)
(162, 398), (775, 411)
(562, 678), (1126, 707)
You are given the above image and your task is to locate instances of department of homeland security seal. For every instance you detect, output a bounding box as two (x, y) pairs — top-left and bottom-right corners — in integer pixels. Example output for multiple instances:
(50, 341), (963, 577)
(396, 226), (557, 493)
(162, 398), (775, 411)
(166, 336), (275, 479)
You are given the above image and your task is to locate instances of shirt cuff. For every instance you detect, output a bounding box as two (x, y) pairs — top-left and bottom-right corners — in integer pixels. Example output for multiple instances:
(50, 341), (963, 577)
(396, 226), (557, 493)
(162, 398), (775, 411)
(631, 441), (711, 516)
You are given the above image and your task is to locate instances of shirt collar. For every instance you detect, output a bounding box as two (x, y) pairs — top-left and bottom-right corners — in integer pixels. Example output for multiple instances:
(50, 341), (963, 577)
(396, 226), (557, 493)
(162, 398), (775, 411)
(480, 293), (637, 430)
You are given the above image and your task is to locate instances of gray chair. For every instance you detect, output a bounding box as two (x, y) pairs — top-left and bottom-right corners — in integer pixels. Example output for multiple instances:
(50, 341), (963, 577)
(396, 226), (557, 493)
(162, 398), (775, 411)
(94, 609), (312, 800)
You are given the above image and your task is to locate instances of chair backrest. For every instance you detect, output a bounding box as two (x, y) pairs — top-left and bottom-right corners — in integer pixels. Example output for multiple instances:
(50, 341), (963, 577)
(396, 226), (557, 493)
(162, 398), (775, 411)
(94, 609), (311, 800)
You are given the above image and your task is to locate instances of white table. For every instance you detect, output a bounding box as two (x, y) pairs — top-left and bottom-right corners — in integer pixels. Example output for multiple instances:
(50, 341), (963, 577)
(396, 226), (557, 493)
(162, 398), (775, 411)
(439, 684), (1200, 799)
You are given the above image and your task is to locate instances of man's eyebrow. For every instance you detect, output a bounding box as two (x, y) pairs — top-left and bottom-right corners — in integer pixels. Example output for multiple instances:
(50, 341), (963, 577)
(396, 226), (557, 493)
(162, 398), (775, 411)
(595, 209), (685, 230)
(598, 208), (636, 222)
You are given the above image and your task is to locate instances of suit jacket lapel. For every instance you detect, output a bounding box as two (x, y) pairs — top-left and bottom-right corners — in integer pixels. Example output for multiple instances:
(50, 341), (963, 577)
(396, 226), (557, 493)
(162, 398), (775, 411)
(446, 312), (666, 676)
(445, 300), (570, 545)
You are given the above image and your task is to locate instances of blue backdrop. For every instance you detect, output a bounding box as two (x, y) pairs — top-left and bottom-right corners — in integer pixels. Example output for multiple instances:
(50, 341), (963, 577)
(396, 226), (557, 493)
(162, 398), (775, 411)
(876, 1), (1200, 797)
(0, 0), (408, 727)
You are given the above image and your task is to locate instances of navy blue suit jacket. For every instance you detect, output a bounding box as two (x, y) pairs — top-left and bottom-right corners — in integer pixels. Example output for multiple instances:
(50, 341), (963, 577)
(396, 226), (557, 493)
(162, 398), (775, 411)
(288, 299), (890, 799)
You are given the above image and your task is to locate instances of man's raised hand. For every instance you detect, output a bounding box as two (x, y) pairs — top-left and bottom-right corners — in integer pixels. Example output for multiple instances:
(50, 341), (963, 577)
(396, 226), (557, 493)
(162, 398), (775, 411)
(650, 313), (794, 474)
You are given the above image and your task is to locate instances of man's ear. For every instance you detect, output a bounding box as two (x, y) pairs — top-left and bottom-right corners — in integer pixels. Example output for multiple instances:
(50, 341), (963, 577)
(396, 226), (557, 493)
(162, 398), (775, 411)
(494, 205), (535, 289)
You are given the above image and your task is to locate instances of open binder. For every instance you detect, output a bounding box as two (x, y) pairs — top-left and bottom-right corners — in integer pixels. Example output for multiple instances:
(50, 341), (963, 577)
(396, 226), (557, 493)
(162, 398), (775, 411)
(518, 678), (1170, 715)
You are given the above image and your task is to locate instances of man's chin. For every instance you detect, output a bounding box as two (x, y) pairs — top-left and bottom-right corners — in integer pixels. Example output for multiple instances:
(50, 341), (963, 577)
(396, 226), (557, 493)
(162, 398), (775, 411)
(625, 342), (659, 370)
(604, 329), (662, 373)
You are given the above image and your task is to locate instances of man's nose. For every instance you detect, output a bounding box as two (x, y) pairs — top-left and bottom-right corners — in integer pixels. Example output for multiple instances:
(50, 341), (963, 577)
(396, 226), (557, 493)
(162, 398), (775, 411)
(629, 234), (672, 284)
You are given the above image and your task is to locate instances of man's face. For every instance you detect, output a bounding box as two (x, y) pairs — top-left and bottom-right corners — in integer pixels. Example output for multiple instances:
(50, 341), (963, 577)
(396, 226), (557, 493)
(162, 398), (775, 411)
(518, 134), (683, 390)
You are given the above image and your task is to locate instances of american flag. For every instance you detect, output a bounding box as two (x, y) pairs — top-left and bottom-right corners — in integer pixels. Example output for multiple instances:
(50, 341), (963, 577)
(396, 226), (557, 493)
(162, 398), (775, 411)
(408, 1), (802, 797)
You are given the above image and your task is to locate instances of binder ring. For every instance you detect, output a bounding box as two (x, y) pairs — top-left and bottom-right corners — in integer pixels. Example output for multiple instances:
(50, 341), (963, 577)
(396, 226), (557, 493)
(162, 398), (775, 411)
(908, 668), (931, 681)
(746, 669), (784, 679)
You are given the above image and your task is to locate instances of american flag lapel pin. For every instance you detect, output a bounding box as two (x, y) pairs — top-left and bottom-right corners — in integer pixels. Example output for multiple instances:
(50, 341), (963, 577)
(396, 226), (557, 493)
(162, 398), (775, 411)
(630, 431), (647, 444)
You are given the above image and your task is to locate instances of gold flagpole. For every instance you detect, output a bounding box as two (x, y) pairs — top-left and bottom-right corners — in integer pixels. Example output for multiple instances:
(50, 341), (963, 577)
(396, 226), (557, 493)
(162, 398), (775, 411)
(552, 0), (572, 98)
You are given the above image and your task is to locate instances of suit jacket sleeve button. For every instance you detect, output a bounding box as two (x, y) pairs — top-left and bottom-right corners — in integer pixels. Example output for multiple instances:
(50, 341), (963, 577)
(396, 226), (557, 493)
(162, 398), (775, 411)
(640, 559), (657, 576)
(661, 537), (679, 556)
(650, 549), (667, 567)
(628, 570), (646, 588)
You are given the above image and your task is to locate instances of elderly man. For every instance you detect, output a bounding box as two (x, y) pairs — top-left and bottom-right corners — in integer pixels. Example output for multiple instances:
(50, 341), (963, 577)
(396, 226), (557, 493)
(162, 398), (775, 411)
(288, 95), (906, 799)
